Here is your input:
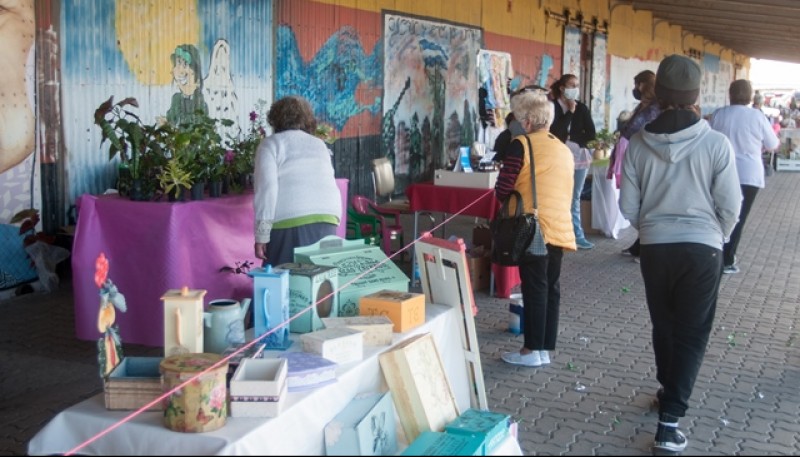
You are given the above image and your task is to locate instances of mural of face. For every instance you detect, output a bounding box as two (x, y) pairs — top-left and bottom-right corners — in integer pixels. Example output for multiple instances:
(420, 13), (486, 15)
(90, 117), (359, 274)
(0, 0), (35, 174)
(172, 55), (197, 96)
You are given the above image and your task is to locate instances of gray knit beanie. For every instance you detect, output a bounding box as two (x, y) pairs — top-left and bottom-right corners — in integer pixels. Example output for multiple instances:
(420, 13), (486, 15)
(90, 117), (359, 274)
(655, 54), (702, 105)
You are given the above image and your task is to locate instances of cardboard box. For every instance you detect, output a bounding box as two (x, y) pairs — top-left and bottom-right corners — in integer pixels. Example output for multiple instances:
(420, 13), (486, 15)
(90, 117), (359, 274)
(472, 225), (492, 251)
(445, 408), (511, 455)
(466, 255), (490, 292)
(294, 236), (409, 317)
(359, 290), (425, 333)
(321, 315), (394, 346)
(103, 357), (162, 412)
(400, 431), (484, 456)
(300, 327), (364, 364)
(378, 333), (460, 443)
(434, 169), (499, 189)
(580, 200), (600, 235)
(229, 358), (289, 418)
(324, 392), (398, 456)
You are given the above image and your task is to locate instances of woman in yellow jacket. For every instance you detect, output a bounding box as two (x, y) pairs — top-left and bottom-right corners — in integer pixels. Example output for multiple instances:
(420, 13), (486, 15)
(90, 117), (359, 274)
(494, 88), (576, 367)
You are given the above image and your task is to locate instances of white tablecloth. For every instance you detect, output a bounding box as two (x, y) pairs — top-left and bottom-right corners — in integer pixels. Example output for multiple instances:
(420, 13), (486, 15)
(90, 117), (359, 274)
(28, 304), (522, 456)
(591, 164), (630, 239)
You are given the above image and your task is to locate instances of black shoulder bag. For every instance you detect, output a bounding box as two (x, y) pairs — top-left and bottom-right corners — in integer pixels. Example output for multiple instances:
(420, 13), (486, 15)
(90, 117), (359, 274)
(490, 135), (540, 265)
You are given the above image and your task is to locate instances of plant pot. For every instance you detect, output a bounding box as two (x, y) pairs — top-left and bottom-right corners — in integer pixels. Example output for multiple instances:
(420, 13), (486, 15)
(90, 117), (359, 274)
(130, 179), (147, 201)
(168, 188), (186, 202)
(191, 182), (205, 201)
(209, 180), (223, 198)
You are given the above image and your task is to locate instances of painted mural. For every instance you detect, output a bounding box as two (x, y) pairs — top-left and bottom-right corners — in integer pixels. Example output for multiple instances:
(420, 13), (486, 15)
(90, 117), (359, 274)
(0, 0), (36, 221)
(700, 54), (732, 116)
(274, 25), (383, 132)
(608, 56), (659, 132)
(590, 34), (608, 130)
(60, 0), (273, 203)
(382, 13), (482, 191)
(562, 26), (581, 82)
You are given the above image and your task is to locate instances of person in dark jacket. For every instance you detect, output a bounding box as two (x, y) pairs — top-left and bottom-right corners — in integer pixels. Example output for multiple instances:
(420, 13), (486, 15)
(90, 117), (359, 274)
(549, 74), (596, 250)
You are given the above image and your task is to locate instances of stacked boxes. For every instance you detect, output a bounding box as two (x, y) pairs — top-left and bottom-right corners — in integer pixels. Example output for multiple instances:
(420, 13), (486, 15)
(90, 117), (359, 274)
(300, 327), (364, 364)
(444, 409), (511, 455)
(321, 316), (394, 346)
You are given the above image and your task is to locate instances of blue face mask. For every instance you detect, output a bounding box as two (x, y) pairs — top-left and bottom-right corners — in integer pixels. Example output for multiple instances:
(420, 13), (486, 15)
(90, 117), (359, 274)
(632, 88), (642, 100)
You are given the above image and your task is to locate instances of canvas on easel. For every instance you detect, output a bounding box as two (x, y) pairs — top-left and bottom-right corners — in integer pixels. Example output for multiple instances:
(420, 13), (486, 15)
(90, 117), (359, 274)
(414, 234), (487, 410)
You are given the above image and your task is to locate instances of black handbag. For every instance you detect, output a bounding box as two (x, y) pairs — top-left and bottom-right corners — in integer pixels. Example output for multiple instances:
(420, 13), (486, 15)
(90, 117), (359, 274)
(490, 190), (535, 265)
(491, 135), (543, 265)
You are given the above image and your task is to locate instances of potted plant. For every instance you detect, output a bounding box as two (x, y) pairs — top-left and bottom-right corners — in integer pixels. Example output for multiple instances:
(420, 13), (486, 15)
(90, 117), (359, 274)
(587, 128), (619, 161)
(225, 107), (266, 193)
(158, 157), (194, 201)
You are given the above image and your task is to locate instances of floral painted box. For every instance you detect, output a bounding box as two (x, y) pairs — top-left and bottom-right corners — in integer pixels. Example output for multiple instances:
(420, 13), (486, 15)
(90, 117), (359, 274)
(320, 315), (394, 346)
(229, 358), (288, 418)
(324, 392), (397, 456)
(444, 408), (511, 455)
(400, 431), (484, 456)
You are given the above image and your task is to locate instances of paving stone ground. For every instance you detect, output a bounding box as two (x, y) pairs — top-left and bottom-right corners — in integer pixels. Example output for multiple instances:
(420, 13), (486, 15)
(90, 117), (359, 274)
(2, 172), (799, 456)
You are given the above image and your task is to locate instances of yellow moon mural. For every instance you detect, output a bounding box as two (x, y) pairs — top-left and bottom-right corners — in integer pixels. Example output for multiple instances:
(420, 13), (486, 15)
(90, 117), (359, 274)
(115, 0), (201, 85)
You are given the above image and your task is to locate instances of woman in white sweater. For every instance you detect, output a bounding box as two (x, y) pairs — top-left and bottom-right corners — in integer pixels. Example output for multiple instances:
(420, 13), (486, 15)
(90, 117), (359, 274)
(253, 96), (341, 266)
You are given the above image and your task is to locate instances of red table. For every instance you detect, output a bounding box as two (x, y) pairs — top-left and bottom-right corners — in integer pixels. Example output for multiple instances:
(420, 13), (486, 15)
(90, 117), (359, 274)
(405, 182), (521, 298)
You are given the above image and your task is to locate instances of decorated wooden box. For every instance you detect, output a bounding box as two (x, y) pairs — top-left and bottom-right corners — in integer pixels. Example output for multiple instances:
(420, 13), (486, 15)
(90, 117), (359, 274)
(359, 290), (425, 333)
(159, 353), (228, 433)
(444, 408), (511, 455)
(222, 342), (266, 388)
(275, 263), (338, 334)
(321, 315), (394, 346)
(104, 357), (162, 412)
(300, 327), (364, 365)
(324, 392), (398, 456)
(161, 287), (206, 357)
(229, 358), (288, 418)
(400, 431), (484, 456)
(248, 266), (292, 350)
(293, 235), (409, 317)
(278, 351), (338, 392)
(378, 333), (459, 443)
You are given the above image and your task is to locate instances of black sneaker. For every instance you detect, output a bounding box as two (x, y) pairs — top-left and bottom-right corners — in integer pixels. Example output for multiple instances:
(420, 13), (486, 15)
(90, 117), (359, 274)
(654, 424), (688, 452)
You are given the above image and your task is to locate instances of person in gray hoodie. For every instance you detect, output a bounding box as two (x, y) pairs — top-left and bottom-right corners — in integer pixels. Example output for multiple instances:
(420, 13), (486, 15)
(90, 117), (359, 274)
(619, 55), (742, 454)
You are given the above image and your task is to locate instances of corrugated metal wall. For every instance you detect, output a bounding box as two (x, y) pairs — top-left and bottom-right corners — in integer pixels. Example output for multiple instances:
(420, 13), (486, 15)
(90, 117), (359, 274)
(60, 0), (274, 203)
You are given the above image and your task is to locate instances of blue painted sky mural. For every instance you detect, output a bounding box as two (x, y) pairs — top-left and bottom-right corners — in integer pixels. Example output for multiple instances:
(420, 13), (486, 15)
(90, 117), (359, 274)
(275, 25), (383, 131)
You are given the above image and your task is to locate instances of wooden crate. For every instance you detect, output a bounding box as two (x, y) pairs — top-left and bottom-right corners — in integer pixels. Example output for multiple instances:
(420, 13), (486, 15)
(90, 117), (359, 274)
(103, 357), (162, 411)
(378, 333), (459, 443)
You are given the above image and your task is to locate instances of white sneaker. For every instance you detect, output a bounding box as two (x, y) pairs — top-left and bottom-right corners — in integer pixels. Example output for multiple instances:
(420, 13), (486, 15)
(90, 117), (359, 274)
(501, 350), (542, 367)
(539, 350), (550, 365)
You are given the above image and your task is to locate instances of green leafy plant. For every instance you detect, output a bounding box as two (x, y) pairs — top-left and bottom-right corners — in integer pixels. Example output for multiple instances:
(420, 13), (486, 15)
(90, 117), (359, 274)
(94, 96), (149, 178)
(10, 209), (55, 248)
(166, 110), (229, 184)
(158, 158), (194, 200)
(587, 128), (619, 152)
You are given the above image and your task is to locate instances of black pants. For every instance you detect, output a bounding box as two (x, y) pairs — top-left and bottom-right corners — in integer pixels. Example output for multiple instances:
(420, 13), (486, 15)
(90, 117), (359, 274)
(640, 243), (723, 418)
(519, 244), (564, 351)
(723, 185), (758, 267)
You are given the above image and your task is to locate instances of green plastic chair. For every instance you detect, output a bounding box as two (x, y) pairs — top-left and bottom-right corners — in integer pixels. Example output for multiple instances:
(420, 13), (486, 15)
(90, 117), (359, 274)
(345, 206), (381, 247)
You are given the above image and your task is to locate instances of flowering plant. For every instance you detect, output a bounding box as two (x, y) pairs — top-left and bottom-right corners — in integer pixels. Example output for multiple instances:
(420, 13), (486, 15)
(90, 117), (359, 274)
(315, 123), (338, 145)
(226, 101), (268, 182)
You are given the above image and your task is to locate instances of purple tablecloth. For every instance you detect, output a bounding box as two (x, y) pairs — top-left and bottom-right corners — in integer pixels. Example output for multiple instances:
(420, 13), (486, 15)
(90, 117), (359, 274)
(72, 193), (259, 346)
(72, 179), (349, 347)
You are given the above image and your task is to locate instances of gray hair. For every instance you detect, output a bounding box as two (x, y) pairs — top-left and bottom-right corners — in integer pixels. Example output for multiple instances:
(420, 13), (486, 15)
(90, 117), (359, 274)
(512, 91), (553, 131)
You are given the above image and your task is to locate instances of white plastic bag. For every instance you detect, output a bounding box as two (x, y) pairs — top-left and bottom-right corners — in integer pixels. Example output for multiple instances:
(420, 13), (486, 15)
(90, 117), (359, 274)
(24, 241), (71, 293)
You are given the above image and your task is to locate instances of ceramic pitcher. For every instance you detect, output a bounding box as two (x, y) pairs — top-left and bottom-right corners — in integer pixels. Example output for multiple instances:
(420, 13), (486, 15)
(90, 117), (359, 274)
(203, 298), (251, 354)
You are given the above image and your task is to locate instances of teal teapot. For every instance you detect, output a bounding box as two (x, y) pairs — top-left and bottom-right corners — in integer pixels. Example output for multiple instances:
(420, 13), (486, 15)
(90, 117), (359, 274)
(203, 298), (251, 354)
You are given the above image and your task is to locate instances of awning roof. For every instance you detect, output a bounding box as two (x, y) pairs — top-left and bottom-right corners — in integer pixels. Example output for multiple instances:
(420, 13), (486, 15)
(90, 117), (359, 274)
(619, 0), (800, 64)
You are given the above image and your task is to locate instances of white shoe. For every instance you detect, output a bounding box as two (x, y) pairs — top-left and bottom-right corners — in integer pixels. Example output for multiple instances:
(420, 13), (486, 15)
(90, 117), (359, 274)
(501, 350), (542, 367)
(539, 350), (550, 365)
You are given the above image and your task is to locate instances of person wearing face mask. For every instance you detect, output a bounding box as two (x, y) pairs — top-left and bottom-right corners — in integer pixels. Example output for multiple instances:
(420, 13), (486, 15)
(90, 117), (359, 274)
(549, 74), (597, 250)
(615, 70), (662, 262)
